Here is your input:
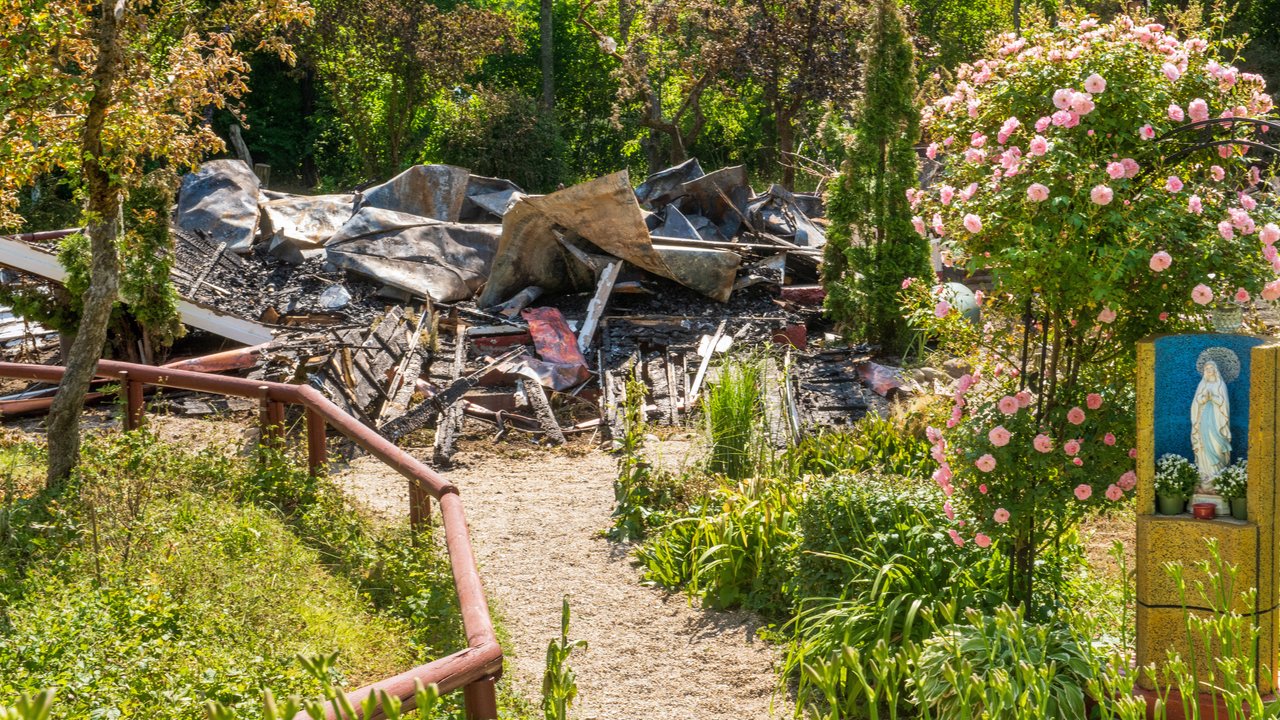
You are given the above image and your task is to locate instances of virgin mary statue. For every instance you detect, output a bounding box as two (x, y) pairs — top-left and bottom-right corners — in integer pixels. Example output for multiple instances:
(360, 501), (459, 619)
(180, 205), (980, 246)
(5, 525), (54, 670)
(1191, 360), (1232, 511)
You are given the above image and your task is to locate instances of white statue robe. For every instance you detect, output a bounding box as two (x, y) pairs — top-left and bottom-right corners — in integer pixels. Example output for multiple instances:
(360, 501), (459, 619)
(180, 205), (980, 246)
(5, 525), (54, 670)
(1191, 362), (1232, 486)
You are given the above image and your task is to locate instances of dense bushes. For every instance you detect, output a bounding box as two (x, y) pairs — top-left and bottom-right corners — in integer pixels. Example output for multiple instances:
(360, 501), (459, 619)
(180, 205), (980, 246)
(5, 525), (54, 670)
(423, 87), (567, 194)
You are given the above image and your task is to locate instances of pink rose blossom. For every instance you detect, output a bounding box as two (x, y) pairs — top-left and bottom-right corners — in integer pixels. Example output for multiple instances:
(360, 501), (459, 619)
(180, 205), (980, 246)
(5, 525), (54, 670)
(1104, 433), (1116, 446)
(1051, 110), (1073, 127)
(975, 533), (992, 548)
(979, 484), (988, 494)
(1189, 195), (1203, 214)
(1121, 158), (1140, 177)
(1159, 312), (1170, 321)
(1241, 193), (1258, 211)
(1150, 251), (1172, 271)
(1162, 62), (1181, 82)
(1260, 223), (1280, 245)
(1192, 284), (1214, 305)
(1189, 98), (1210, 122)
(993, 508), (1010, 523)
(989, 426), (1011, 447)
(1118, 471), (1138, 491)
(1097, 307), (1116, 324)
(1106, 162), (1125, 179)
(1236, 288), (1251, 303)
(1029, 135), (1048, 155)
(1166, 176), (1184, 193)
(1064, 439), (1081, 456)
(944, 501), (956, 520)
(935, 300), (951, 318)
(1091, 185), (1113, 205)
(975, 454), (997, 472)
(940, 185), (955, 205)
(1015, 390), (1032, 408)
(1168, 103), (1185, 121)
(1071, 93), (1095, 115)
(965, 148), (985, 164)
(1087, 393), (1103, 410)
(998, 396), (1019, 415)
(1067, 407), (1086, 425)
(1027, 183), (1050, 202)
(960, 183), (979, 201)
(1034, 434), (1054, 453)
(1219, 221), (1235, 240)
(1262, 280), (1280, 301)
(1074, 484), (1093, 501)
(1053, 88), (1075, 110)
(1140, 124), (1156, 140)
(1129, 448), (1138, 459)
(912, 216), (926, 236)
(1106, 484), (1124, 501)
(963, 214), (983, 233)
(1035, 116), (1052, 133)
(1084, 73), (1106, 94)
(1073, 457), (1084, 466)
(948, 529), (965, 547)
(1211, 165), (1225, 181)
(971, 132), (987, 148)
(926, 142), (939, 159)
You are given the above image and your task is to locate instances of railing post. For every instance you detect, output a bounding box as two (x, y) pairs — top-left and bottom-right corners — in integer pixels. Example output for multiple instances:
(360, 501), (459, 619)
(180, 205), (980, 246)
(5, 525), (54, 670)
(120, 371), (145, 431)
(462, 677), (498, 720)
(259, 385), (285, 446)
(306, 407), (327, 475)
(409, 480), (432, 529)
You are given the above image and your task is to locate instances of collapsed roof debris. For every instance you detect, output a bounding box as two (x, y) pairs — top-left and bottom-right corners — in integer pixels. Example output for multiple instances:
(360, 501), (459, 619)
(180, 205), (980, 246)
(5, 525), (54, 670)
(0, 155), (917, 455)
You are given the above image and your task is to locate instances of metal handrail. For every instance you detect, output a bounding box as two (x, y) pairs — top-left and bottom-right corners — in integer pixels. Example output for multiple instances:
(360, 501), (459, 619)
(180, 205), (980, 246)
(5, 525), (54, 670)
(0, 360), (501, 720)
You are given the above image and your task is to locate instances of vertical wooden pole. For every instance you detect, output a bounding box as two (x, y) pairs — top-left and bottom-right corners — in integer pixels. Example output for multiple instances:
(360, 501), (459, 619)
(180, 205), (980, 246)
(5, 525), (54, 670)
(121, 371), (144, 431)
(409, 480), (431, 529)
(462, 677), (498, 720)
(259, 386), (285, 446)
(306, 407), (327, 475)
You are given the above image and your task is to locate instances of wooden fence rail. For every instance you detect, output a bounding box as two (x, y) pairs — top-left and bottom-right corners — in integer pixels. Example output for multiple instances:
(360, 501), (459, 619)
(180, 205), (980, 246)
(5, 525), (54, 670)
(0, 360), (501, 720)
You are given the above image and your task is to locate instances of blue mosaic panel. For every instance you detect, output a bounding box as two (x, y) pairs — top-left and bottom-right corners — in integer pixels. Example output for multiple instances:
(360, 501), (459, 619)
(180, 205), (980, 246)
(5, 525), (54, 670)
(1153, 333), (1266, 463)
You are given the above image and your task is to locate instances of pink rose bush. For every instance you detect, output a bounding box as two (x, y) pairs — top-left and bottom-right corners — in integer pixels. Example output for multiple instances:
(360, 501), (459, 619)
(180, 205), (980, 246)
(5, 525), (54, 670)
(925, 371), (1136, 554)
(915, 15), (1279, 344)
(900, 16), (1280, 589)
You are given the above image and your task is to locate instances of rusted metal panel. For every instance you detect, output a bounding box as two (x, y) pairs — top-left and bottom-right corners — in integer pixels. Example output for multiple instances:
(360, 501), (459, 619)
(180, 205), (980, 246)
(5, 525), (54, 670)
(517, 307), (589, 390)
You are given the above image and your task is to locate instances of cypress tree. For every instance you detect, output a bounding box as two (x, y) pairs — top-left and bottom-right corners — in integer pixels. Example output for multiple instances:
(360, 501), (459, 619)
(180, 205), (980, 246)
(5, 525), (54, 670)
(822, 0), (930, 352)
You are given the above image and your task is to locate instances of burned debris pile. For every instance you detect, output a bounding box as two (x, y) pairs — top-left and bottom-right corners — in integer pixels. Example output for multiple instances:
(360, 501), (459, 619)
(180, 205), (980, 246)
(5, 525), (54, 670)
(0, 158), (917, 459)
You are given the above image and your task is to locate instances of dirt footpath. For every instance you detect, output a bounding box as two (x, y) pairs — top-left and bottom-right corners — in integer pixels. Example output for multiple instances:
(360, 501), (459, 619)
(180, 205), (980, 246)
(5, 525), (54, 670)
(336, 443), (784, 720)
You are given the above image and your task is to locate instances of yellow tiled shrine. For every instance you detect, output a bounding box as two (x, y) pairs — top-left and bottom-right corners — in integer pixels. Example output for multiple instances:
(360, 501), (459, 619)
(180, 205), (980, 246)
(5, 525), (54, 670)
(1135, 334), (1279, 693)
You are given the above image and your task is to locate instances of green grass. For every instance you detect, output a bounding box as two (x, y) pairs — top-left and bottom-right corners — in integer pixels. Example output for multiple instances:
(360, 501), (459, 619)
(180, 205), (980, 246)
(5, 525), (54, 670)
(0, 428), (527, 719)
(703, 357), (767, 480)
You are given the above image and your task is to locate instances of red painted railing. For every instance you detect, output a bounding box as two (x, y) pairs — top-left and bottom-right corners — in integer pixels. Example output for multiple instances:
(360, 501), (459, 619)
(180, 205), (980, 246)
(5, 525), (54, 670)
(0, 360), (501, 720)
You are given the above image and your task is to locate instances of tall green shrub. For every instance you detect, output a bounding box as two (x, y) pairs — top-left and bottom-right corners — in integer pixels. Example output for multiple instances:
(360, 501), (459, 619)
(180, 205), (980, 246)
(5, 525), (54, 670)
(822, 0), (931, 352)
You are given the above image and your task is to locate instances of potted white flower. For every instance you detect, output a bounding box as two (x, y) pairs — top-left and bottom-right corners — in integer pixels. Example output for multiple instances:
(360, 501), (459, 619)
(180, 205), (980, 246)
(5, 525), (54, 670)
(1214, 459), (1249, 521)
(1154, 454), (1198, 515)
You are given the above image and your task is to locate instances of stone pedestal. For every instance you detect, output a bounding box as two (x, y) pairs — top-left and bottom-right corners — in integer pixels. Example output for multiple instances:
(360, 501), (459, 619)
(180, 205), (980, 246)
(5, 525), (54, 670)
(1135, 334), (1278, 694)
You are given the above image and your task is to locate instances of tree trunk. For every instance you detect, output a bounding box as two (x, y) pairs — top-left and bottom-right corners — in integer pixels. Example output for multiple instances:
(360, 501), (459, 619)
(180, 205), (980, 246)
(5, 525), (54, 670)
(46, 0), (126, 490)
(777, 110), (795, 189)
(540, 0), (554, 111)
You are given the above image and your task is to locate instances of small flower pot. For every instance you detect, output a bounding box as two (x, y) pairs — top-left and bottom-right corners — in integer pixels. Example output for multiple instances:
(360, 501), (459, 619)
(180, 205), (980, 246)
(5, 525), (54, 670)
(1192, 502), (1217, 520)
(1230, 497), (1248, 521)
(1157, 494), (1185, 515)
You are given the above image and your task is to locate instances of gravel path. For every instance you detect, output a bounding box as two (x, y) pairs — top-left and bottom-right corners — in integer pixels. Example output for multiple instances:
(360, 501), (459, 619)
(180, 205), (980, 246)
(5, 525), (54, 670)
(336, 442), (784, 720)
